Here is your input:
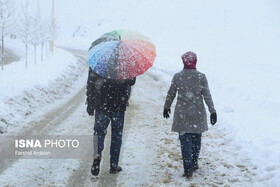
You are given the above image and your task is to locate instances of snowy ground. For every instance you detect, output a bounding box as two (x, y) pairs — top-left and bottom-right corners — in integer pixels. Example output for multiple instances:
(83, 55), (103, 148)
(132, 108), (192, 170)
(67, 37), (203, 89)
(0, 47), (278, 186)
(0, 0), (280, 186)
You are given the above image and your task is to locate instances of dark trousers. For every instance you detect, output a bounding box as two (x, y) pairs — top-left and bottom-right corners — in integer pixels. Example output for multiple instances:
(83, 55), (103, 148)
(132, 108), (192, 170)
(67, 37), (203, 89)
(179, 133), (202, 173)
(93, 110), (125, 168)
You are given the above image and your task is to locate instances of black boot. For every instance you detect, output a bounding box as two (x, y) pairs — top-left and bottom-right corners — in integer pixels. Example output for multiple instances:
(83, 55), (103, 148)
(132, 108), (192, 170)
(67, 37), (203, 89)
(91, 155), (101, 176)
(193, 165), (199, 172)
(182, 168), (193, 178)
(109, 166), (122, 174)
(182, 171), (193, 178)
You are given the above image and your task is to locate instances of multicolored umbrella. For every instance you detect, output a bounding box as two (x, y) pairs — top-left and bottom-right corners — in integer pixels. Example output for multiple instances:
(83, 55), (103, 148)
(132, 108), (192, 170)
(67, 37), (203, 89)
(87, 29), (156, 80)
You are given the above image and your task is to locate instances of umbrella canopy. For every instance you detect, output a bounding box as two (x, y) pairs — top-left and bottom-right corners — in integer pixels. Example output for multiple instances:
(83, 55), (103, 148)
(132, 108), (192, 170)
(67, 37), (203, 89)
(87, 29), (156, 80)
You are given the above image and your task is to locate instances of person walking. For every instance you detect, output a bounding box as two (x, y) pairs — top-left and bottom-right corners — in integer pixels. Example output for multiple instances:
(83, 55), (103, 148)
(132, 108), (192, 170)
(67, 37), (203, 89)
(163, 51), (217, 178)
(86, 67), (136, 176)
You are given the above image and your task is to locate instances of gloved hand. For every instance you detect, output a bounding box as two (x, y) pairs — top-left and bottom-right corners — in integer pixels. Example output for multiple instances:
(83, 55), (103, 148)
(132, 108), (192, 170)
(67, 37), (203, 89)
(86, 101), (94, 116)
(210, 112), (217, 125)
(87, 106), (94, 116)
(163, 109), (171, 119)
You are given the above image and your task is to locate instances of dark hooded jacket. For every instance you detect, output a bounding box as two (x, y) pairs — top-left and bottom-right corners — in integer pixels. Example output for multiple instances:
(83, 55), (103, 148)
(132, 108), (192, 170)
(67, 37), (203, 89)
(86, 68), (136, 112)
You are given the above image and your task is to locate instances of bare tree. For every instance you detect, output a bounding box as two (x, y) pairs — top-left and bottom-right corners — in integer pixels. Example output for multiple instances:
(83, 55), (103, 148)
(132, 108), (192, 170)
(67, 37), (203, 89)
(40, 19), (53, 62)
(29, 0), (49, 64)
(30, 19), (58, 65)
(29, 14), (42, 65)
(15, 0), (58, 68)
(36, 0), (50, 62)
(40, 21), (47, 62)
(43, 18), (58, 58)
(0, 0), (14, 70)
(15, 0), (32, 69)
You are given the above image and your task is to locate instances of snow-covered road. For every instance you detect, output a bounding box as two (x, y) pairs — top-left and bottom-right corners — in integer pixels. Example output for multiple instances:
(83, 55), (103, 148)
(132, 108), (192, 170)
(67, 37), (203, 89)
(0, 49), (274, 186)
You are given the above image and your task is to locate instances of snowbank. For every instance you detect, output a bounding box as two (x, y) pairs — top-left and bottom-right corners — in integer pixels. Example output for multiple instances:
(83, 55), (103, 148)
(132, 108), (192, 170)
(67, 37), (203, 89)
(1, 43), (75, 97)
(0, 40), (87, 134)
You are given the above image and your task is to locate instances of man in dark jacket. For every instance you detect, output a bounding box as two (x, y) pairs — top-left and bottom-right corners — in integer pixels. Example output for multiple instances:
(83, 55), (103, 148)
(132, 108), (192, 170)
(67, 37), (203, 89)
(86, 67), (136, 176)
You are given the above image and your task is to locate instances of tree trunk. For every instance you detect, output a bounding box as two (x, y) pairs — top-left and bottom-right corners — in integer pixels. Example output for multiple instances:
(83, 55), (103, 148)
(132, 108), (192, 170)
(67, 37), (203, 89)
(25, 44), (28, 69)
(41, 42), (43, 61)
(1, 34), (4, 55)
(34, 45), (37, 65)
(1, 58), (3, 71)
(46, 42), (50, 58)
(1, 30), (4, 71)
(1, 12), (3, 71)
